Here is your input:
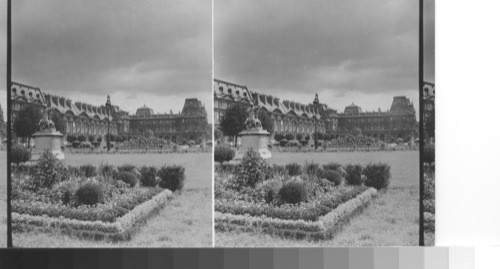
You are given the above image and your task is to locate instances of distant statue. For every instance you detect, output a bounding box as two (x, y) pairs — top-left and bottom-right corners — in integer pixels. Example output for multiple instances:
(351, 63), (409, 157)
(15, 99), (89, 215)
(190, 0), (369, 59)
(38, 108), (56, 132)
(245, 107), (262, 130)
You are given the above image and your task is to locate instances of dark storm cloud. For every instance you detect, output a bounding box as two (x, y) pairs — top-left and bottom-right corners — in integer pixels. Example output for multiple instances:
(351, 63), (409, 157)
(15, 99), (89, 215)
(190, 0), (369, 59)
(215, 0), (420, 97)
(11, 0), (211, 118)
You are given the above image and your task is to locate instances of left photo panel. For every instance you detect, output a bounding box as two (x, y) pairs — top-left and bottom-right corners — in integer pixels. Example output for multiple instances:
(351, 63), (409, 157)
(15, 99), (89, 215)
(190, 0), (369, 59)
(8, 0), (213, 247)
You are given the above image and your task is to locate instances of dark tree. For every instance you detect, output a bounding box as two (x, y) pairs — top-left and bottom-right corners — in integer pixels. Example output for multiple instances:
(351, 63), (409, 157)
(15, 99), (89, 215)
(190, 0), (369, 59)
(274, 133), (284, 142)
(51, 112), (66, 134)
(296, 133), (303, 141)
(257, 109), (274, 134)
(219, 104), (248, 145)
(13, 106), (42, 148)
(214, 129), (223, 140)
(66, 134), (76, 143)
(88, 135), (95, 143)
(424, 113), (435, 139)
(78, 134), (87, 142)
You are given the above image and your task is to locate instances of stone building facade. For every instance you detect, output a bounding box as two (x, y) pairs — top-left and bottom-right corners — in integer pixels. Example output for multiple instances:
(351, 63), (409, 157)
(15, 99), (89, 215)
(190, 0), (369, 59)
(337, 96), (418, 142)
(129, 98), (208, 143)
(214, 78), (418, 143)
(10, 81), (208, 142)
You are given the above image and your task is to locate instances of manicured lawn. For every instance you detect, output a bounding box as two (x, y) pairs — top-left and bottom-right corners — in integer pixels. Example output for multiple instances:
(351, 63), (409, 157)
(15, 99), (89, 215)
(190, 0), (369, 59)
(13, 152), (212, 247)
(0, 151), (6, 247)
(216, 151), (419, 246)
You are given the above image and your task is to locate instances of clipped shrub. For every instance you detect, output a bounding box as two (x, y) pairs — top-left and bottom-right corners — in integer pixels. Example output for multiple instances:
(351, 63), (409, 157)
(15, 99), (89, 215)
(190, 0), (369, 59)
(270, 164), (288, 178)
(53, 180), (79, 204)
(72, 141), (81, 148)
(285, 163), (302, 176)
(30, 151), (65, 190)
(345, 164), (364, 185)
(117, 164), (136, 173)
(278, 178), (308, 204)
(11, 145), (31, 165)
(364, 163), (391, 190)
(279, 139), (288, 147)
(98, 163), (116, 178)
(116, 171), (138, 187)
(158, 165), (186, 192)
(255, 179), (283, 203)
(79, 164), (97, 178)
(139, 166), (158, 187)
(323, 162), (342, 172)
(235, 148), (271, 188)
(214, 144), (235, 164)
(65, 165), (82, 178)
(75, 182), (104, 205)
(304, 161), (321, 178)
(322, 169), (342, 186)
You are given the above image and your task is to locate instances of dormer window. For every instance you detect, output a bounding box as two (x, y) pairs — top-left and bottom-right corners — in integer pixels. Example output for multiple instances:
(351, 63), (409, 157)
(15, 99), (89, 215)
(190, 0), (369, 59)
(236, 90), (240, 95)
(228, 88), (232, 94)
(243, 92), (247, 97)
(12, 87), (17, 93)
(21, 90), (25, 95)
(219, 86), (223, 91)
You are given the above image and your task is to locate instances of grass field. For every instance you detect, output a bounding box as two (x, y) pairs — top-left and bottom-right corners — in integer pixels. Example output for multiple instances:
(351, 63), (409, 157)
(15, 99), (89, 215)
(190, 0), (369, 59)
(0, 151), (6, 247)
(13, 152), (213, 247)
(216, 151), (419, 246)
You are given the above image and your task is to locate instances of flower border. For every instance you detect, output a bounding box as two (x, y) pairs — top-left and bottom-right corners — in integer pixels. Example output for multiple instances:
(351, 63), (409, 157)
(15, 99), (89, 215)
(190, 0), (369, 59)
(215, 188), (377, 239)
(12, 189), (172, 241)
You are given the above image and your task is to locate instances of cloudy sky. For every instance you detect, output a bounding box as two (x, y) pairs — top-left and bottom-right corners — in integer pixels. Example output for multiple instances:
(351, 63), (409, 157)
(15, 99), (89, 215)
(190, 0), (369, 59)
(10, 0), (212, 122)
(0, 1), (6, 120)
(215, 0), (435, 118)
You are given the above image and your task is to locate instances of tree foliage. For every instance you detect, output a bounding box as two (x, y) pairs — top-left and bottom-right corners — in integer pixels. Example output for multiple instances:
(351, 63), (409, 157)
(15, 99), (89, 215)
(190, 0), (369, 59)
(257, 109), (274, 134)
(424, 113), (435, 139)
(51, 112), (66, 134)
(214, 129), (223, 140)
(219, 104), (248, 144)
(13, 106), (42, 147)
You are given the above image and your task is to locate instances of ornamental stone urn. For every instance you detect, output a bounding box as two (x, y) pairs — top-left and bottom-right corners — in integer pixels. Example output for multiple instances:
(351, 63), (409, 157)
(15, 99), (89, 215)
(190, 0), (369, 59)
(31, 109), (65, 160)
(235, 108), (272, 159)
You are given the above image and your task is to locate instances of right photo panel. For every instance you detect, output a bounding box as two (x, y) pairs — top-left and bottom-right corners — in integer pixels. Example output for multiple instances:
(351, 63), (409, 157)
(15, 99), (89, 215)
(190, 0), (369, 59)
(214, 0), (421, 247)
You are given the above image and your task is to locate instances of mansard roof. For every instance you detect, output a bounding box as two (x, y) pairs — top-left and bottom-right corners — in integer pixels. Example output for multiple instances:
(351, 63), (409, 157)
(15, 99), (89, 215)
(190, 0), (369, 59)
(213, 79), (253, 104)
(11, 81), (113, 121)
(251, 91), (322, 120)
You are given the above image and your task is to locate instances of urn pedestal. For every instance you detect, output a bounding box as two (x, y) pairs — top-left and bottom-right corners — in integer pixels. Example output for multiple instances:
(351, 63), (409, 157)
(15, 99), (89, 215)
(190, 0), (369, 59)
(32, 131), (65, 160)
(235, 129), (272, 159)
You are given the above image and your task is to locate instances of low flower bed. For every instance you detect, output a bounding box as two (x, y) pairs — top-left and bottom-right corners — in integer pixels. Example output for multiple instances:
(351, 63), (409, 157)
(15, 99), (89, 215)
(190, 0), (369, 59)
(215, 188), (377, 239)
(12, 189), (172, 241)
(11, 151), (184, 241)
(214, 149), (387, 239)
(12, 187), (163, 222)
(215, 185), (368, 222)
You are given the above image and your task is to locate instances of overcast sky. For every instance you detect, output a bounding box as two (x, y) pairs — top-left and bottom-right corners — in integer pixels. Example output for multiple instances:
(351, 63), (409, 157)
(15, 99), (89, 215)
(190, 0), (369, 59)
(0, 1), (6, 120)
(10, 0), (212, 122)
(215, 0), (435, 118)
